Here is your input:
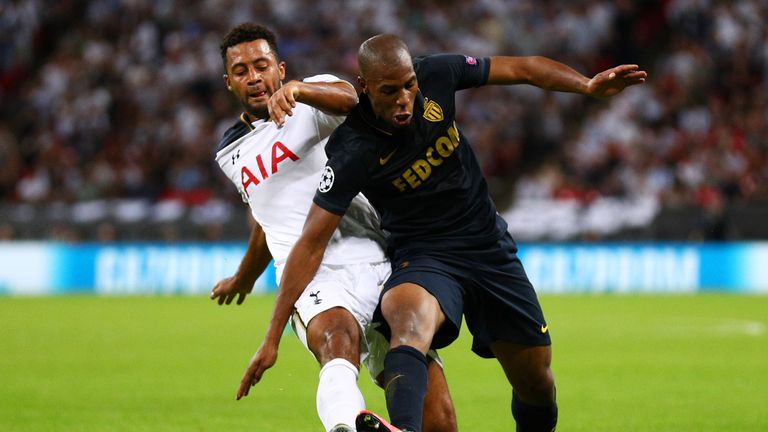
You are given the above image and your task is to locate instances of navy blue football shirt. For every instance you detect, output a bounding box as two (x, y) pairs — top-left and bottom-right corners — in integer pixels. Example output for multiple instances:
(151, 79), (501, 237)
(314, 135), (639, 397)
(314, 54), (508, 252)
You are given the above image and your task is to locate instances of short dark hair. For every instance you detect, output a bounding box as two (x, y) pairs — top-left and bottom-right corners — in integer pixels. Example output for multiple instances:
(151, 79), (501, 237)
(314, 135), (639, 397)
(220, 23), (279, 71)
(358, 34), (411, 79)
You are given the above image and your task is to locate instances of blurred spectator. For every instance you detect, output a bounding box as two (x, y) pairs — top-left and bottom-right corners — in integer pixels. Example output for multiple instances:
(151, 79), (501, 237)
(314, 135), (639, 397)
(1, 0), (766, 241)
(0, 223), (15, 240)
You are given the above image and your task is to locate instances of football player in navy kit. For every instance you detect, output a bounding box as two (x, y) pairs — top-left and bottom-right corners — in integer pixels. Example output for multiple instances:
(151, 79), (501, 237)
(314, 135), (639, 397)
(260, 34), (646, 432)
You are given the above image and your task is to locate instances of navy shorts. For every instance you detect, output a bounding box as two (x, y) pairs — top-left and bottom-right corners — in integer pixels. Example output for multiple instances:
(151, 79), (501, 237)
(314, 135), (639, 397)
(375, 232), (550, 358)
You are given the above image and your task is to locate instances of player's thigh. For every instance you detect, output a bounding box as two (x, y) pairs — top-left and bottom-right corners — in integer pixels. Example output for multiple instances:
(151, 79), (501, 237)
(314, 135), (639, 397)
(490, 341), (555, 404)
(291, 262), (386, 366)
(380, 261), (463, 351)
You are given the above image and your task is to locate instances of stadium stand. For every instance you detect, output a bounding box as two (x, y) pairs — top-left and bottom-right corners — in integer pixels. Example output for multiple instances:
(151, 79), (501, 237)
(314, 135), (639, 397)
(1, 0), (766, 241)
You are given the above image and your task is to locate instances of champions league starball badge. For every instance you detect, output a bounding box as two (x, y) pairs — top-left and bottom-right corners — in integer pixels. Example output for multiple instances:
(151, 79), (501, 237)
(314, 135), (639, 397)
(318, 166), (335, 193)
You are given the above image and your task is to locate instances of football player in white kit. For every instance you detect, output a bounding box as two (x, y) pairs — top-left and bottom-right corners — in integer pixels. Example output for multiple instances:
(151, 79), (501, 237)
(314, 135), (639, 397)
(210, 24), (456, 432)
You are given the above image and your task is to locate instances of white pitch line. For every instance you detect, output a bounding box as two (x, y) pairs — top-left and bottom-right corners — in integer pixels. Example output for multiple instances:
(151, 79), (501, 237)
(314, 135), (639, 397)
(714, 320), (766, 337)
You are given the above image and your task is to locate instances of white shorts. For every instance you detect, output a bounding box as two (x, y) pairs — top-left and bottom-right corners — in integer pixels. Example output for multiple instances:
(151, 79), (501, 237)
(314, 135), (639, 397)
(288, 260), (442, 384)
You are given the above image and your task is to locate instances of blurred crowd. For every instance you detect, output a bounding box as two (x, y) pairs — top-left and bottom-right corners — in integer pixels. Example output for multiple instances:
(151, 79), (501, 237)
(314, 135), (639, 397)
(1, 0), (766, 241)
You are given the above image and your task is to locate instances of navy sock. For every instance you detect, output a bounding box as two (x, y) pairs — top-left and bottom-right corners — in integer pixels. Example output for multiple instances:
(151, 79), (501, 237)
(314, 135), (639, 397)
(512, 391), (558, 432)
(382, 345), (428, 432)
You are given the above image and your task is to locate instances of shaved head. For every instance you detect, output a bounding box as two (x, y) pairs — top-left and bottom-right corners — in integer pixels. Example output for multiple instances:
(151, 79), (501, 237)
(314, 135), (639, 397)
(357, 34), (418, 129)
(358, 34), (412, 79)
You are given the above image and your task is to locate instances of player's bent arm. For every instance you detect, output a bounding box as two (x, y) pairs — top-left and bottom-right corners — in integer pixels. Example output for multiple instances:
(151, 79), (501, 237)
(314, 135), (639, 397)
(487, 56), (647, 98)
(269, 80), (357, 125)
(293, 80), (358, 115)
(262, 203), (343, 348)
(211, 218), (272, 305)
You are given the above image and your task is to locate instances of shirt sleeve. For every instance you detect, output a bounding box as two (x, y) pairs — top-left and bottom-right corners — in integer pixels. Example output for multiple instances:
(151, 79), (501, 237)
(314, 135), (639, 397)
(414, 54), (491, 91)
(312, 133), (368, 216)
(303, 74), (349, 136)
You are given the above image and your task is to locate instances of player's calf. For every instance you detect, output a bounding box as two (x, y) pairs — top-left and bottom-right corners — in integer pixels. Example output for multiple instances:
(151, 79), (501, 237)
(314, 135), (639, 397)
(422, 358), (457, 432)
(306, 307), (366, 431)
(492, 342), (557, 431)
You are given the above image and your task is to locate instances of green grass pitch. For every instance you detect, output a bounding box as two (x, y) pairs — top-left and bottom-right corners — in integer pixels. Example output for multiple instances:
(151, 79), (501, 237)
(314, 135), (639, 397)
(1, 294), (766, 431)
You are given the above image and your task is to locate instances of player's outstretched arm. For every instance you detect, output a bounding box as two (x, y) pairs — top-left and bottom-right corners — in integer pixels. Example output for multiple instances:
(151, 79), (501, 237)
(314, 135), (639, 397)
(210, 217), (272, 306)
(236, 203), (342, 399)
(487, 56), (646, 98)
(268, 80), (358, 126)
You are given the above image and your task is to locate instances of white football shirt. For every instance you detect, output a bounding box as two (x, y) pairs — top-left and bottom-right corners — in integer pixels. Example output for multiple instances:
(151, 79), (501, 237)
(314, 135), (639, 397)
(215, 75), (386, 282)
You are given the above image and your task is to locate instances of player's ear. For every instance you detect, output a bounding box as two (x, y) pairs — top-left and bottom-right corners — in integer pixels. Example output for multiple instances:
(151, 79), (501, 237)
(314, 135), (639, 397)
(357, 76), (367, 93)
(278, 61), (286, 81)
(223, 74), (232, 91)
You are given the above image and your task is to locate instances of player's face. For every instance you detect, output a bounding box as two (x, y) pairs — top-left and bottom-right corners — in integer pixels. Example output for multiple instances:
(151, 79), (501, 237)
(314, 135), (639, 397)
(360, 61), (418, 129)
(223, 39), (285, 119)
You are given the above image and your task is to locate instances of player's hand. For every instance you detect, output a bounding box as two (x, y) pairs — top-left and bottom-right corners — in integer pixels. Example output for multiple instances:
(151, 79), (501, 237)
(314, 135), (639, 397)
(236, 340), (278, 400)
(268, 80), (302, 127)
(210, 276), (252, 305)
(586, 64), (647, 98)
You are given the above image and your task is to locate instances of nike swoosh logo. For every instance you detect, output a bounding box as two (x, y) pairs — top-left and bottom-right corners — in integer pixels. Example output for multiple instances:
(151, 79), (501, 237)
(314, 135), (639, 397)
(541, 324), (548, 334)
(379, 148), (397, 165)
(384, 374), (404, 393)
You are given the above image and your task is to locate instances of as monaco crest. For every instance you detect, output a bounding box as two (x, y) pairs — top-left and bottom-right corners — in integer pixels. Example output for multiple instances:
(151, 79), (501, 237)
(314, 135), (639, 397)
(423, 98), (444, 122)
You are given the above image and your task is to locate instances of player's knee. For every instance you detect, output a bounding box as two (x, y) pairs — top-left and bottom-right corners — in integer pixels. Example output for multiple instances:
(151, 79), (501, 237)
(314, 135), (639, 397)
(387, 313), (436, 350)
(326, 323), (357, 345)
(313, 329), (359, 365)
(382, 286), (442, 348)
(515, 368), (556, 404)
(307, 311), (360, 364)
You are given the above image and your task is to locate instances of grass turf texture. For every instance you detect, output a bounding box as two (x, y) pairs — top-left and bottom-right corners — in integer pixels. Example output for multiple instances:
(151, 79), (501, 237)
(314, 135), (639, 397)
(1, 294), (766, 431)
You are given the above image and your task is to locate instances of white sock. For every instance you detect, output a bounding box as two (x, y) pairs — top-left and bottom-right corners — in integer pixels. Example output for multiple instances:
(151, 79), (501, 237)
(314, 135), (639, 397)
(317, 358), (365, 431)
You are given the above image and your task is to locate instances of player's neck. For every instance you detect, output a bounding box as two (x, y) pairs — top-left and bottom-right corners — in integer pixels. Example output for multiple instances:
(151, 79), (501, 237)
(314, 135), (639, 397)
(243, 111), (268, 124)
